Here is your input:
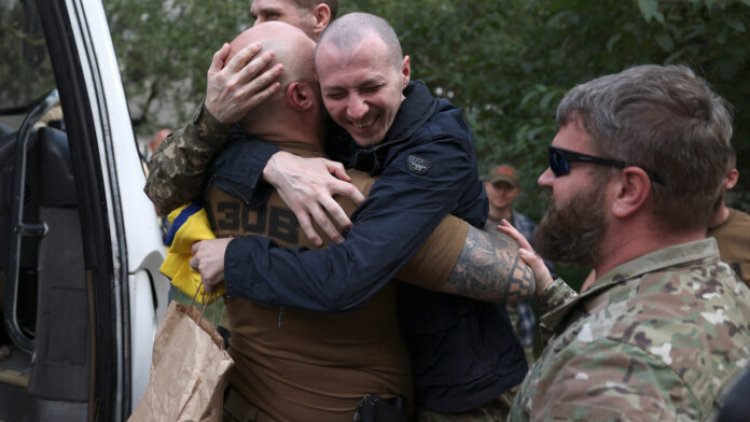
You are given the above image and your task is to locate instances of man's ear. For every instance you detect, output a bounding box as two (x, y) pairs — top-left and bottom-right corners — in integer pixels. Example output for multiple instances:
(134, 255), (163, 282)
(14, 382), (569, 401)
(725, 168), (739, 190)
(287, 81), (314, 111)
(310, 4), (332, 36)
(611, 167), (652, 219)
(401, 55), (411, 89)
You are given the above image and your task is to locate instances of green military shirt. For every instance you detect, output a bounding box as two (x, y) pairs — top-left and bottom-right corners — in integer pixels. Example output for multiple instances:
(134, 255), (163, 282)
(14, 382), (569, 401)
(511, 238), (750, 421)
(144, 103), (229, 214)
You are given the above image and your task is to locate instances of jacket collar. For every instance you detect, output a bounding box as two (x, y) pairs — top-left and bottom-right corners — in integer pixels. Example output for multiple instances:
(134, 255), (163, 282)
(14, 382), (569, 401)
(352, 80), (437, 175)
(380, 80), (437, 148)
(541, 238), (721, 333)
(208, 132), (323, 203)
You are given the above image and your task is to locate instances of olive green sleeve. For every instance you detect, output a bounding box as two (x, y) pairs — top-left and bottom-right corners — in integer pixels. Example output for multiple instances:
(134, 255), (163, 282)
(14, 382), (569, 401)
(144, 102), (230, 214)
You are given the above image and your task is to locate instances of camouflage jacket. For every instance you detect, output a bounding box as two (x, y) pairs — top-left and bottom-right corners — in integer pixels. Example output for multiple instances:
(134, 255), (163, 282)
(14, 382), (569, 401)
(143, 103), (230, 214)
(511, 238), (750, 421)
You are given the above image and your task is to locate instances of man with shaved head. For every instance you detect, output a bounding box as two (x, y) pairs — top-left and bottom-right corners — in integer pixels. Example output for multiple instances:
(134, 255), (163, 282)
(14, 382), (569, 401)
(209, 22), (407, 421)
(145, 0), (351, 217)
(146, 11), (529, 419)
(182, 13), (529, 420)
(196, 21), (534, 421)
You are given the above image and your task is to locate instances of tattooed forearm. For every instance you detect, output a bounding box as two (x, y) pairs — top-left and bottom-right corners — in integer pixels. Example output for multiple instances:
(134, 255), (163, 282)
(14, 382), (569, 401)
(440, 226), (535, 303)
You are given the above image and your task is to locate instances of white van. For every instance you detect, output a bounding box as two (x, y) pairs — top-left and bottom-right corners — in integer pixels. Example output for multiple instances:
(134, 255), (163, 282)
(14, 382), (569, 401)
(0, 0), (170, 420)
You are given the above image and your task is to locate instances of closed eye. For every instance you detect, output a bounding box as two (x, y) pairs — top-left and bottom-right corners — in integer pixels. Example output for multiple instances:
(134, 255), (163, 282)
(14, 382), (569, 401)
(361, 84), (383, 94)
(324, 91), (347, 100)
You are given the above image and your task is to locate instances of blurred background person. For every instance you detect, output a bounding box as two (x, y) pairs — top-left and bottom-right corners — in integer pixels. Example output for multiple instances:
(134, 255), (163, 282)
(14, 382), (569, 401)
(148, 128), (172, 159)
(708, 149), (750, 286)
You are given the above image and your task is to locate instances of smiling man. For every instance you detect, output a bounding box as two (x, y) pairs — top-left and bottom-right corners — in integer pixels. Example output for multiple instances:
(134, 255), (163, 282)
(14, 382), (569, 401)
(314, 18), (409, 148)
(209, 13), (528, 419)
(146, 11), (529, 419)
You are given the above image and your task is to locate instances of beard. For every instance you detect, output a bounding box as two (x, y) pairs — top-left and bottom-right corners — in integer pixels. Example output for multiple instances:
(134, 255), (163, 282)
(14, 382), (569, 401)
(533, 181), (608, 268)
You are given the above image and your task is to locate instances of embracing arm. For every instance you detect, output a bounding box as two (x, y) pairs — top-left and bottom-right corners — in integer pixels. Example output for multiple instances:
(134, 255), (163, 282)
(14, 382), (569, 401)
(262, 152), (364, 246)
(439, 225), (535, 303)
(394, 216), (535, 303)
(145, 104), (233, 214)
(497, 220), (576, 312)
(223, 137), (486, 311)
(144, 42), (282, 213)
(195, 213), (536, 304)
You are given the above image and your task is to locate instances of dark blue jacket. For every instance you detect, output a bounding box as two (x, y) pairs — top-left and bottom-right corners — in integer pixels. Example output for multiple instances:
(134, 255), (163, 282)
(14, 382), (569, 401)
(215, 81), (527, 412)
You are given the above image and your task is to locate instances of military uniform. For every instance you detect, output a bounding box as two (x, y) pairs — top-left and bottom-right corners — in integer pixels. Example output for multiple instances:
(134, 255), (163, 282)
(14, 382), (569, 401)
(204, 139), (469, 421)
(144, 104), (277, 214)
(511, 238), (750, 421)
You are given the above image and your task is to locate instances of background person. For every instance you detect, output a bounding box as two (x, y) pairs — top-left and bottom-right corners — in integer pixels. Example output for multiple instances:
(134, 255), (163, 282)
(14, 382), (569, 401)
(147, 128), (171, 158)
(708, 149), (750, 286)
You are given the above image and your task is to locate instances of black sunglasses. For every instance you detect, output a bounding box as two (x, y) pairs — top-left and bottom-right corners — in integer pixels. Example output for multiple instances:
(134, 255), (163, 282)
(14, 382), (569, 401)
(548, 146), (663, 184)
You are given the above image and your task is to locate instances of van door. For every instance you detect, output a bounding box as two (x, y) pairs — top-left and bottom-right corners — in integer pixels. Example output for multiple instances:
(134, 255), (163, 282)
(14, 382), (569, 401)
(0, 0), (169, 420)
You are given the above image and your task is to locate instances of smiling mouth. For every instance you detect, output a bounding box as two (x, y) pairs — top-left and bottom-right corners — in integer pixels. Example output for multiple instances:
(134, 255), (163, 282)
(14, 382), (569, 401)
(351, 115), (376, 130)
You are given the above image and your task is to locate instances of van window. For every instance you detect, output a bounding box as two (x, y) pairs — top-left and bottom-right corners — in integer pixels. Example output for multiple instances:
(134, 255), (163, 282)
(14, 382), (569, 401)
(1, 1), (90, 419)
(0, 0), (56, 116)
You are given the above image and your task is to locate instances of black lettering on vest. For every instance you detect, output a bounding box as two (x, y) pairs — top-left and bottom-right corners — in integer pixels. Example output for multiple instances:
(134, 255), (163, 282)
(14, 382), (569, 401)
(268, 207), (299, 243)
(242, 204), (266, 234)
(212, 199), (299, 242)
(217, 202), (240, 230)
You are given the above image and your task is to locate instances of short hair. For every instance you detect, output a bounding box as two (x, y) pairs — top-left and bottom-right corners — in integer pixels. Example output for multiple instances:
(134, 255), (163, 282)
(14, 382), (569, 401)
(556, 64), (734, 232)
(293, 0), (338, 19)
(317, 12), (403, 69)
(727, 147), (737, 172)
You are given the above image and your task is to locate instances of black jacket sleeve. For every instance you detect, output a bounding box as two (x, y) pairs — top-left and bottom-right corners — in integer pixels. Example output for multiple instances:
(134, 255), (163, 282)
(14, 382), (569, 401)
(224, 137), (485, 311)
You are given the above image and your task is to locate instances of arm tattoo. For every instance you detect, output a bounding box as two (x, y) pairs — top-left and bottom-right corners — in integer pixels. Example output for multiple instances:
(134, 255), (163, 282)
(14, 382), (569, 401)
(441, 225), (535, 303)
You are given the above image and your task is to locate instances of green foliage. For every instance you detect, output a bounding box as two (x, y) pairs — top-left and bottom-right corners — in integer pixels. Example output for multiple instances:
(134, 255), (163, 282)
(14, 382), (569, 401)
(104, 0), (251, 134)
(340, 0), (750, 215)
(104, 0), (750, 213)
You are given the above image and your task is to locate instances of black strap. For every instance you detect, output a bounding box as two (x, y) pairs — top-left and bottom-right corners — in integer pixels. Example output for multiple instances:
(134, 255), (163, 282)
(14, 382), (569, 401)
(353, 394), (406, 422)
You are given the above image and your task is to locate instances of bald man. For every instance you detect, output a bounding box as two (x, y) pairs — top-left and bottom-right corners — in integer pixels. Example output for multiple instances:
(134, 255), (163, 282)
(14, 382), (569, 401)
(190, 22), (534, 421)
(145, 0), (357, 221)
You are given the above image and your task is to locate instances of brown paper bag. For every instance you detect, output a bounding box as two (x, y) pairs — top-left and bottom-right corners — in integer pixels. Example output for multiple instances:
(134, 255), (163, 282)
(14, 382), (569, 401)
(129, 300), (234, 422)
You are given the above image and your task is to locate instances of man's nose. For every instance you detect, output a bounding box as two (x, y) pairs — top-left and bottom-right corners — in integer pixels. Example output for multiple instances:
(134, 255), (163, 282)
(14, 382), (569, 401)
(347, 96), (368, 120)
(538, 167), (554, 187)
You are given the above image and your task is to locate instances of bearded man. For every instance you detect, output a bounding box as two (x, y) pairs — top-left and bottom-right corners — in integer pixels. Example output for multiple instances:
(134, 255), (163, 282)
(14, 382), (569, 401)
(499, 64), (750, 421)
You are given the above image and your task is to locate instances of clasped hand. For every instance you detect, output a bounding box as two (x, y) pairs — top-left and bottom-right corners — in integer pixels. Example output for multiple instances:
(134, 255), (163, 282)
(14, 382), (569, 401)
(189, 238), (232, 293)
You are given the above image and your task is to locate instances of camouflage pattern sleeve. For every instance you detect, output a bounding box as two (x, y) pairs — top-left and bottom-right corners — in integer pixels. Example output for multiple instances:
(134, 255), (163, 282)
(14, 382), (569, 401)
(513, 339), (692, 421)
(538, 277), (577, 313)
(144, 102), (230, 214)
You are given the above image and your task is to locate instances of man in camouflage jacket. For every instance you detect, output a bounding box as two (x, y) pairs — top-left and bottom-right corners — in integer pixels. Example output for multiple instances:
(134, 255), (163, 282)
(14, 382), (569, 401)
(499, 64), (750, 421)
